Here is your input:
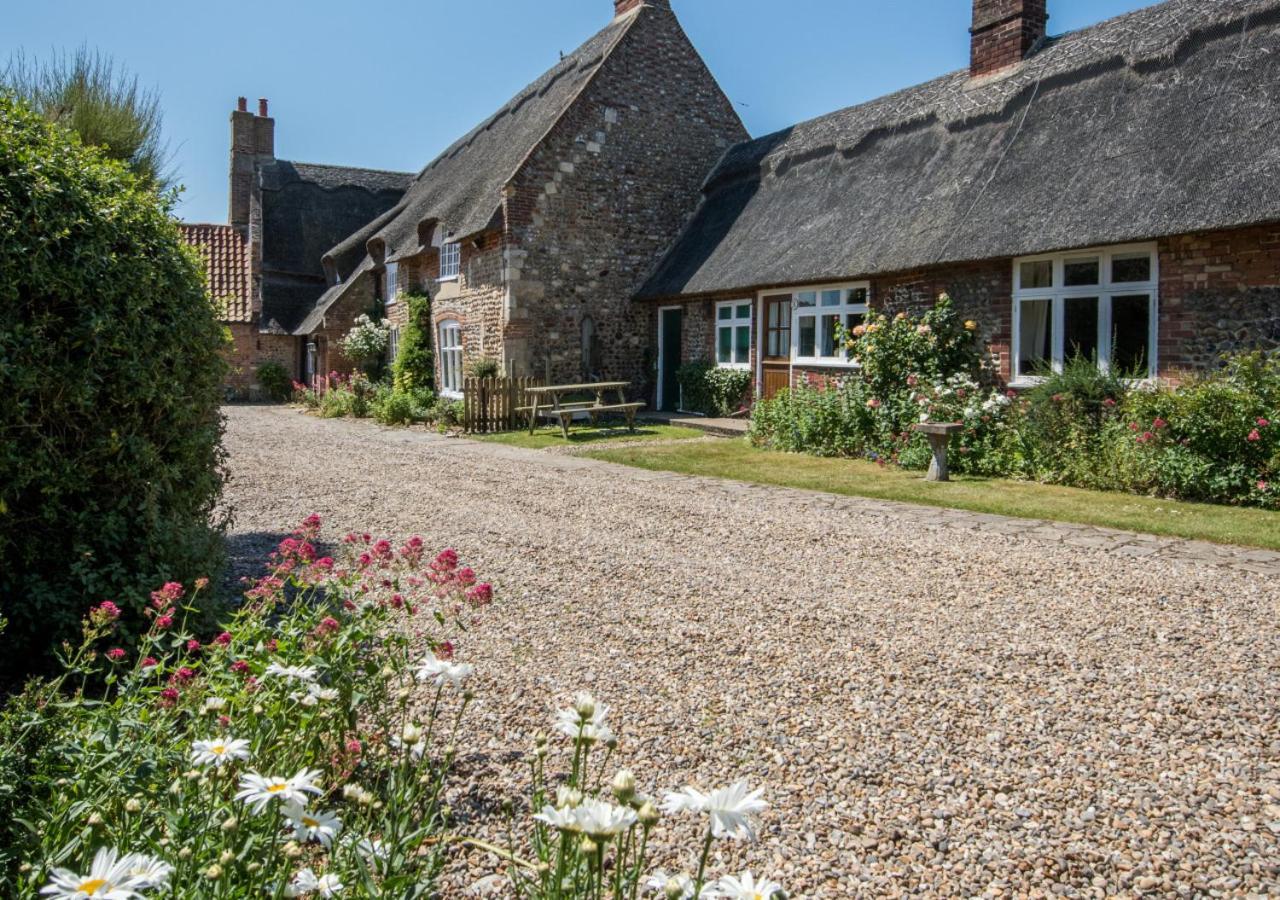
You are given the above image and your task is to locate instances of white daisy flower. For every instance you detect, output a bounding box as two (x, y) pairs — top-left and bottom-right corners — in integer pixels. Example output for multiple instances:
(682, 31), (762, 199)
(235, 769), (323, 813)
(705, 870), (785, 899)
(553, 696), (615, 746)
(263, 663), (318, 682)
(190, 738), (251, 768)
(284, 867), (344, 897)
(355, 837), (388, 863)
(202, 696), (227, 712)
(283, 802), (342, 848)
(121, 853), (173, 890)
(532, 804), (578, 831)
(534, 799), (636, 837)
(39, 846), (145, 899)
(414, 652), (475, 689)
(661, 781), (768, 841)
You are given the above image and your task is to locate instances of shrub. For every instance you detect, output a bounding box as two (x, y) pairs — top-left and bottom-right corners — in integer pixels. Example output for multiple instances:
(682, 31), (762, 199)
(373, 388), (436, 426)
(392, 294), (435, 393)
(0, 516), (493, 897)
(255, 361), (292, 402)
(676, 361), (753, 417)
(467, 356), (501, 379)
(750, 380), (872, 457)
(318, 372), (377, 419)
(0, 94), (227, 682)
(339, 314), (391, 379)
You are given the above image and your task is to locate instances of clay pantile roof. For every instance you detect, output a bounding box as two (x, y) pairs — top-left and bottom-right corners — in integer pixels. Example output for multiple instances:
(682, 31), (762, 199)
(641, 0), (1280, 298)
(179, 223), (251, 323)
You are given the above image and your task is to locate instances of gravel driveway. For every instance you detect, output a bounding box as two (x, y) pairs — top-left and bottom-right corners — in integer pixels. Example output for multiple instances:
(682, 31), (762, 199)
(223, 406), (1279, 897)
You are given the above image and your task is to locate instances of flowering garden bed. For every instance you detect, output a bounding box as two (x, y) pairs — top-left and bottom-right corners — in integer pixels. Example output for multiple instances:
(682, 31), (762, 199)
(0, 518), (788, 898)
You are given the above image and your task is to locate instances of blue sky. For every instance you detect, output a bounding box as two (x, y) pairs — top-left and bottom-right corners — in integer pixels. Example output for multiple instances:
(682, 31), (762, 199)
(4, 0), (1149, 224)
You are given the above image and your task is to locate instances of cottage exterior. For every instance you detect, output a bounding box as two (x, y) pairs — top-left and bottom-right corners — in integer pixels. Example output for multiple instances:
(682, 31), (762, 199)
(639, 0), (1280, 408)
(184, 99), (412, 397)
(297, 0), (746, 399)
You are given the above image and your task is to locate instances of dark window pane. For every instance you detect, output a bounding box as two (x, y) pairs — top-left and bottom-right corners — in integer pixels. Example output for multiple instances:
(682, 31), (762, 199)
(1112, 254), (1151, 283)
(1020, 260), (1052, 289)
(736, 303), (752, 319)
(1064, 257), (1100, 286)
(1064, 297), (1099, 363)
(799, 316), (816, 356)
(717, 327), (732, 363)
(820, 290), (842, 307)
(1018, 299), (1052, 376)
(718, 305), (732, 321)
(1112, 294), (1152, 377)
(795, 292), (817, 308)
(849, 287), (868, 305)
(735, 325), (751, 363)
(820, 314), (840, 356)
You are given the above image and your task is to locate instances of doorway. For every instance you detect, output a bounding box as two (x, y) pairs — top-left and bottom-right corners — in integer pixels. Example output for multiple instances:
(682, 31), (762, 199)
(657, 306), (683, 412)
(761, 294), (792, 399)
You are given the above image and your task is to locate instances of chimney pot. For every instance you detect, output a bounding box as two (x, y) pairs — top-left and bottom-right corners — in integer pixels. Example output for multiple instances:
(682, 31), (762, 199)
(237, 96), (248, 112)
(970, 0), (1048, 77)
(258, 98), (269, 117)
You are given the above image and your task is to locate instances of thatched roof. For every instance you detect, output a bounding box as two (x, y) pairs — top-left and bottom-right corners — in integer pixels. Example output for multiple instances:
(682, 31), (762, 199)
(291, 7), (645, 335)
(258, 161), (412, 333)
(641, 0), (1280, 299)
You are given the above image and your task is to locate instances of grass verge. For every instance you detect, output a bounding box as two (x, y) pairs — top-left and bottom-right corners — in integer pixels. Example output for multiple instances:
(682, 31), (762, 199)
(586, 439), (1280, 550)
(473, 423), (705, 450)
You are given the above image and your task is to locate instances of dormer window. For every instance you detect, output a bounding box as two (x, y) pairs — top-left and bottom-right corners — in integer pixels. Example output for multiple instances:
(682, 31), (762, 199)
(440, 241), (460, 281)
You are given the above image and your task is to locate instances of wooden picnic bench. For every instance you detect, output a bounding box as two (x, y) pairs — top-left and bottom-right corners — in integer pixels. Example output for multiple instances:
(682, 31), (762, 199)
(517, 381), (646, 439)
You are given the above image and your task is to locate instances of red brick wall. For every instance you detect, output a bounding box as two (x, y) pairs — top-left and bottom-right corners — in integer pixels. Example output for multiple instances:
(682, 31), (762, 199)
(970, 0), (1048, 77)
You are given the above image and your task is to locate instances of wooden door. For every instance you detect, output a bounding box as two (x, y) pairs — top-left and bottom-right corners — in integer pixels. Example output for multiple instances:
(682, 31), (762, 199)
(761, 294), (792, 400)
(658, 307), (683, 411)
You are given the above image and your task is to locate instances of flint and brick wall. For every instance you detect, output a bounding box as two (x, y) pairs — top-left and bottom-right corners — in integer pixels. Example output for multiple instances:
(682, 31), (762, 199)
(224, 323), (297, 399)
(656, 223), (1280, 397)
(503, 4), (747, 399)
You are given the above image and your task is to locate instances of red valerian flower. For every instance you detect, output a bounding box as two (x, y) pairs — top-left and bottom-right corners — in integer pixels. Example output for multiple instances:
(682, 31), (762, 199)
(1128, 422), (1140, 432)
(1103, 398), (1117, 408)
(214, 631), (232, 646)
(159, 688), (179, 707)
(1137, 431), (1155, 444)
(1248, 429), (1262, 442)
(105, 648), (126, 662)
(150, 582), (185, 608)
(194, 577), (210, 591)
(1006, 389), (1017, 399)
(140, 656), (159, 669)
(1258, 418), (1271, 428)
(437, 640), (455, 660)
(1152, 417), (1168, 430)
(230, 660), (250, 675)
(186, 639), (202, 655)
(315, 616), (341, 637)
(218, 715), (231, 728)
(171, 667), (196, 684)
(90, 601), (122, 627)
(265, 639), (278, 653)
(155, 615), (174, 630)
(456, 567), (477, 588)
(466, 584), (494, 608)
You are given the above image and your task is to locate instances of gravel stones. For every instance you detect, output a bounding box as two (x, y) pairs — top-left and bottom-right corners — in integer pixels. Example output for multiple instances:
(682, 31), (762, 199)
(223, 407), (1280, 897)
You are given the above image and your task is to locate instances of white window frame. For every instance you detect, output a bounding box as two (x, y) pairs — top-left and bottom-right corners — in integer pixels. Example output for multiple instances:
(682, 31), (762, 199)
(1011, 243), (1159, 386)
(384, 261), (399, 306)
(715, 299), (753, 369)
(388, 325), (400, 365)
(439, 241), (460, 281)
(790, 282), (871, 368)
(438, 319), (463, 398)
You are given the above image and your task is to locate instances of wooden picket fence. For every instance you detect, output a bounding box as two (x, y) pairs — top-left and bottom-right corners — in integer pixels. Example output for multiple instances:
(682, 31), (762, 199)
(462, 375), (541, 434)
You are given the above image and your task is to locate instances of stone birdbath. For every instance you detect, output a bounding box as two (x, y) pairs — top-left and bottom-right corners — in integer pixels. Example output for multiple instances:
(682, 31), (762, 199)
(912, 422), (965, 482)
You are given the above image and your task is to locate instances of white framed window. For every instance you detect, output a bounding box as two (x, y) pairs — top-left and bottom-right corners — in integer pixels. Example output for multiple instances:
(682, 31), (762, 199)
(1012, 243), (1158, 384)
(439, 242), (460, 281)
(384, 261), (399, 306)
(791, 283), (870, 367)
(715, 300), (752, 368)
(438, 319), (463, 397)
(388, 325), (400, 365)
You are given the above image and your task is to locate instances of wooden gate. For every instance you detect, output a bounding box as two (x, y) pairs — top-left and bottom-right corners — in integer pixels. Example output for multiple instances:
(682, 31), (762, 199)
(463, 376), (540, 434)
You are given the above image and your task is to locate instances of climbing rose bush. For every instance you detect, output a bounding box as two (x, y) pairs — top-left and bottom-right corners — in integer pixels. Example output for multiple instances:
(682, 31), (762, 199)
(0, 516), (490, 897)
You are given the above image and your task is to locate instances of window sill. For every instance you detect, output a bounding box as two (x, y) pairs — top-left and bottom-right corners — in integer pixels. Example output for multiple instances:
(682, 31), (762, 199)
(437, 275), (459, 283)
(440, 389), (462, 400)
(792, 358), (860, 369)
(716, 362), (751, 371)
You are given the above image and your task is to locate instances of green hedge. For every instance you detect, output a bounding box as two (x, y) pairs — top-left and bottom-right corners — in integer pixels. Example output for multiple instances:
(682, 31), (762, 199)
(676, 361), (752, 417)
(392, 293), (435, 393)
(0, 93), (227, 680)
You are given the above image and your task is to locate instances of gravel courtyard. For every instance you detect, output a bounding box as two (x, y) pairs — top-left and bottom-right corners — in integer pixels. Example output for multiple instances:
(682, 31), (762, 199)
(224, 406), (1279, 897)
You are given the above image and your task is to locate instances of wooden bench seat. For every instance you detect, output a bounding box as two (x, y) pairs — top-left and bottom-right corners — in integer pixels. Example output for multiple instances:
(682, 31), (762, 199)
(522, 381), (645, 438)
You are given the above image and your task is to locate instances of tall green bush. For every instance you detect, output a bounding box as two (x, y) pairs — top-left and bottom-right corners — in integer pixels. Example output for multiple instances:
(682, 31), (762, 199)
(392, 293), (435, 393)
(0, 93), (226, 681)
(676, 361), (752, 417)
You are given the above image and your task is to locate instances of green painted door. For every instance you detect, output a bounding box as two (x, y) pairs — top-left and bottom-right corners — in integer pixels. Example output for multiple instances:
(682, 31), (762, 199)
(659, 308), (683, 411)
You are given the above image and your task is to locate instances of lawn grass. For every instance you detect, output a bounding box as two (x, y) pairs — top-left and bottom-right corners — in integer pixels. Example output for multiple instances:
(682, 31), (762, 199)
(587, 439), (1280, 550)
(473, 423), (704, 451)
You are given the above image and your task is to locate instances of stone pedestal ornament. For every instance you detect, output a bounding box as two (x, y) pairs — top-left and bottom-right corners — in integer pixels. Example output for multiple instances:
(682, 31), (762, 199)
(912, 422), (965, 482)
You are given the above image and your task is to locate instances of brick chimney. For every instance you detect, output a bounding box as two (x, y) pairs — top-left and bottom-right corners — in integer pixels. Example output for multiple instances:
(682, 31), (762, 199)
(970, 0), (1048, 78)
(228, 97), (275, 229)
(614, 0), (670, 18)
